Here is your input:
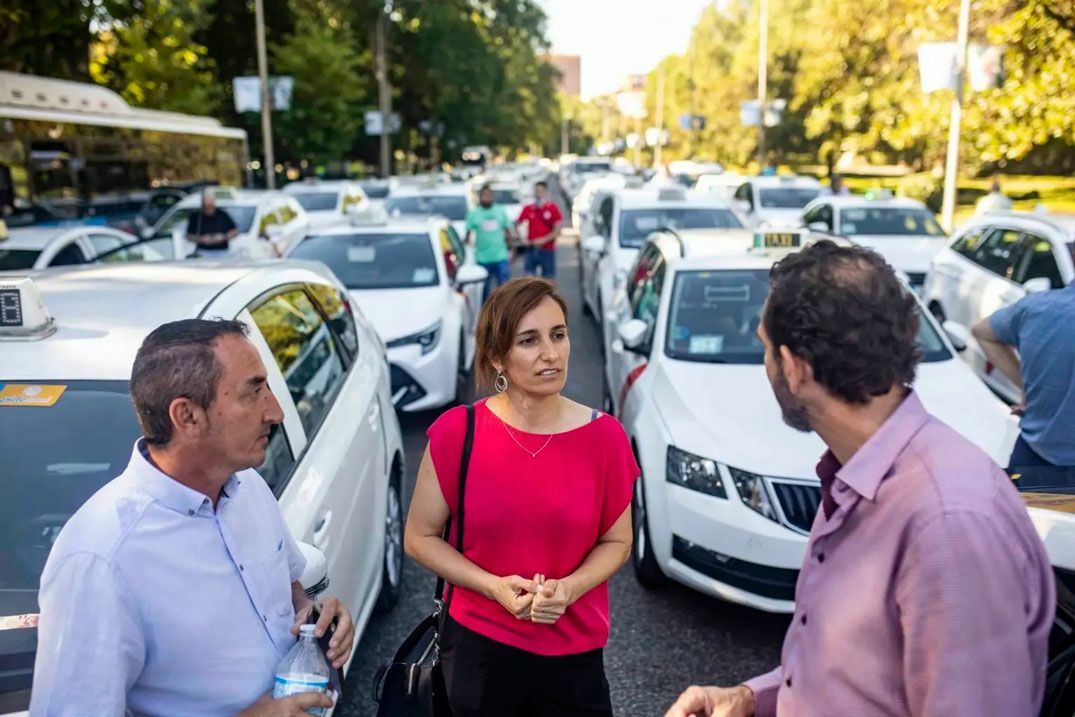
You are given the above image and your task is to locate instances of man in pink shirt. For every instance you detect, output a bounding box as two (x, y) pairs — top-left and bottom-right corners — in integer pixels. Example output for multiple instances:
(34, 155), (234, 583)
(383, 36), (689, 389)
(666, 240), (1055, 717)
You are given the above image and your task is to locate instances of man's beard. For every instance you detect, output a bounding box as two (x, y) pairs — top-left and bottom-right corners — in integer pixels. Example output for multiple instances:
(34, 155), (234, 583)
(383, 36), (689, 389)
(772, 368), (811, 432)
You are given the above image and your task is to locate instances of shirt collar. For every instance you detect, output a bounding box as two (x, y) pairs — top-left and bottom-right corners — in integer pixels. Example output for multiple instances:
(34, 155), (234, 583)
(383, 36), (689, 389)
(130, 438), (241, 516)
(832, 390), (929, 502)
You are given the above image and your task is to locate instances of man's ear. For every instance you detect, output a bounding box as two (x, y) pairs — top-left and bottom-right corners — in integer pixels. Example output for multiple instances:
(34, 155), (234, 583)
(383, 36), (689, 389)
(167, 397), (207, 441)
(778, 345), (813, 394)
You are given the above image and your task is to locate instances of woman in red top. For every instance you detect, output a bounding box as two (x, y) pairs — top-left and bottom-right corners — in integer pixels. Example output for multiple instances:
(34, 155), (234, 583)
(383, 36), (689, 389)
(405, 277), (639, 717)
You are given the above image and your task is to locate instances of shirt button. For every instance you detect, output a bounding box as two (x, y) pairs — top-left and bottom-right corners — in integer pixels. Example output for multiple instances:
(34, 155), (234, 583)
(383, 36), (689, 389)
(817, 552), (826, 563)
(801, 614), (807, 626)
(786, 677), (793, 688)
(187, 509), (195, 516)
(240, 564), (245, 572)
(262, 614), (267, 622)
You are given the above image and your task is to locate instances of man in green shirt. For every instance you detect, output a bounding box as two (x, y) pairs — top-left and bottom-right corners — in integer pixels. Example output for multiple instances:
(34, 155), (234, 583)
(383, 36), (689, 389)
(465, 184), (514, 300)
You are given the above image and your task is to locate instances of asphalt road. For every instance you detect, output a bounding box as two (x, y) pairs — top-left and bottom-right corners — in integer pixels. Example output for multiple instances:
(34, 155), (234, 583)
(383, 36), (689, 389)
(339, 178), (788, 717)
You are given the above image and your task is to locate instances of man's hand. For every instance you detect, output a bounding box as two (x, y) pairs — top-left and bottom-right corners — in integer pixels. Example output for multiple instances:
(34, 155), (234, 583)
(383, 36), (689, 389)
(530, 574), (572, 625)
(486, 574), (537, 619)
(292, 597), (355, 669)
(665, 685), (755, 717)
(238, 691), (334, 716)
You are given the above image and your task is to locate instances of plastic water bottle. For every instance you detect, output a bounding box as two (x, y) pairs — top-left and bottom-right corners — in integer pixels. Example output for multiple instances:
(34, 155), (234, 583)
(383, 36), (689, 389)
(272, 624), (330, 715)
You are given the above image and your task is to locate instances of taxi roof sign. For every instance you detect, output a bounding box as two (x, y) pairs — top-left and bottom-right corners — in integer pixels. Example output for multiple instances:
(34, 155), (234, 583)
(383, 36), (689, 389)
(0, 277), (56, 340)
(753, 229), (804, 249)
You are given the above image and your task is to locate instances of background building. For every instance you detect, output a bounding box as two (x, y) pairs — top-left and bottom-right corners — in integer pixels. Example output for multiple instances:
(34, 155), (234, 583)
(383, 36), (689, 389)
(544, 53), (581, 97)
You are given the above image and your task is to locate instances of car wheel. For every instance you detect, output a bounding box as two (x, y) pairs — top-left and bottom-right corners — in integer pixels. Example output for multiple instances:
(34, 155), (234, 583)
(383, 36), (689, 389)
(374, 467), (404, 613)
(632, 476), (667, 588)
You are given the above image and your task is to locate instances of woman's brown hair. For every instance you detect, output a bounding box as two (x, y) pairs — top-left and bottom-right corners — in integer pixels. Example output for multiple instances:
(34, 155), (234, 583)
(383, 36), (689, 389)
(474, 277), (569, 392)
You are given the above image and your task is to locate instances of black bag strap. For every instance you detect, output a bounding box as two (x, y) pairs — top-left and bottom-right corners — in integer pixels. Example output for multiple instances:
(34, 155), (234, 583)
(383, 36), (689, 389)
(433, 404), (475, 620)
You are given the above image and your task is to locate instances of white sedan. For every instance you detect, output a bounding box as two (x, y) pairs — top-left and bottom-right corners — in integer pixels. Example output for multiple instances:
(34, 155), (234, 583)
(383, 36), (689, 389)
(0, 225), (156, 271)
(604, 229), (1018, 612)
(800, 195), (948, 289)
(0, 261), (406, 714)
(732, 175), (822, 228)
(384, 185), (472, 242)
(286, 214), (487, 411)
(284, 179), (369, 228)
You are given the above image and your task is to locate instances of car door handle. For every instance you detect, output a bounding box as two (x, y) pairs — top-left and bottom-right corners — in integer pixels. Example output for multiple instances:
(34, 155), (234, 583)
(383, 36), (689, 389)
(312, 511), (333, 549)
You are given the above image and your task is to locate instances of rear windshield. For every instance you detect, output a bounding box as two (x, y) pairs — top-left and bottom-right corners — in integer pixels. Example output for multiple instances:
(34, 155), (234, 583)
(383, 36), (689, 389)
(492, 189), (521, 205)
(838, 207), (945, 236)
(360, 183), (390, 199)
(385, 196), (467, 222)
(619, 208), (743, 248)
(154, 205), (257, 237)
(290, 232), (439, 290)
(0, 249), (41, 270)
(665, 269), (951, 364)
(292, 193), (340, 212)
(758, 187), (820, 209)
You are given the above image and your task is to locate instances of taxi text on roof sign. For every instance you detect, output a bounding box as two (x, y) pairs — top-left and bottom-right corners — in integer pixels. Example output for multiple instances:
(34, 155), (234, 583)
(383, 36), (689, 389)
(753, 229), (804, 249)
(0, 384), (67, 407)
(0, 276), (58, 339)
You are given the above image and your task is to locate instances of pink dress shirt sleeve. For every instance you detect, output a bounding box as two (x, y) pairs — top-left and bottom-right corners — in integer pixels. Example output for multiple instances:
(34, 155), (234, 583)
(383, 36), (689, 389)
(744, 667), (781, 717)
(897, 509), (1053, 717)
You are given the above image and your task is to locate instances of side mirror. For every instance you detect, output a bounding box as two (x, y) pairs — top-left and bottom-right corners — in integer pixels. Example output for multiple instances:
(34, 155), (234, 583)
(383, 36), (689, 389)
(941, 320), (971, 352)
(807, 221), (829, 233)
(454, 263), (488, 287)
(617, 318), (649, 352)
(735, 199), (752, 214)
(1023, 277), (1052, 294)
(297, 541), (329, 598)
(581, 235), (607, 255)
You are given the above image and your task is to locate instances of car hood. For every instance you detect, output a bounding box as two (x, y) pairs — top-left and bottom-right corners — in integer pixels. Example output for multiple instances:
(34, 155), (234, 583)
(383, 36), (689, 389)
(845, 235), (949, 274)
(348, 286), (446, 343)
(0, 590), (39, 708)
(654, 358), (1017, 478)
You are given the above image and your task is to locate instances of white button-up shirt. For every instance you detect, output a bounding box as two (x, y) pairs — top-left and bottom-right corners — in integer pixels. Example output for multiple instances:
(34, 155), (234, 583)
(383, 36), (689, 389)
(31, 440), (306, 717)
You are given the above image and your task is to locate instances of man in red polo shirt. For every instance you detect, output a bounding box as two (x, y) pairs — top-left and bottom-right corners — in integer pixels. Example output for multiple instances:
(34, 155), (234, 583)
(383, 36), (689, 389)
(516, 181), (563, 278)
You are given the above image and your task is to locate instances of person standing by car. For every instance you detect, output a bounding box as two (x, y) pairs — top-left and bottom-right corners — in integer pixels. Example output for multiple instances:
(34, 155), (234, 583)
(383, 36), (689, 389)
(972, 283), (1075, 470)
(465, 184), (514, 300)
(404, 277), (639, 717)
(665, 241), (1054, 717)
(31, 319), (355, 717)
(975, 178), (1014, 214)
(817, 173), (849, 197)
(186, 190), (238, 256)
(516, 181), (563, 279)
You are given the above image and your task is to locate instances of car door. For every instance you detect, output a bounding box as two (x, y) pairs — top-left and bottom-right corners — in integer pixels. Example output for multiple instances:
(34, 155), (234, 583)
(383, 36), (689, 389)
(243, 284), (382, 616)
(41, 238), (89, 268)
(967, 227), (1027, 322)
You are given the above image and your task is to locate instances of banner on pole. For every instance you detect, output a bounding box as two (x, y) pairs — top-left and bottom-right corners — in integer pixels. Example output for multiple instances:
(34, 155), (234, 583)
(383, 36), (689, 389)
(232, 76), (294, 112)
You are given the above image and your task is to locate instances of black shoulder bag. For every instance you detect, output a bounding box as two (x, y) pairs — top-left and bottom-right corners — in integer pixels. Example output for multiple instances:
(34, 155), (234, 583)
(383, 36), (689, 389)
(373, 404), (475, 717)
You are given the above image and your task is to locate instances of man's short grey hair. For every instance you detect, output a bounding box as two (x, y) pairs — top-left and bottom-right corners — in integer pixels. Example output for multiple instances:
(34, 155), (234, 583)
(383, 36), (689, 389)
(130, 319), (249, 446)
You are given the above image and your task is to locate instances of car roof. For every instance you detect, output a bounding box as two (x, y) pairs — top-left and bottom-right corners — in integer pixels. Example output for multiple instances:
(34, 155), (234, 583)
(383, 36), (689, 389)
(961, 210), (1075, 241)
(813, 195), (927, 209)
(2, 260), (331, 380)
(612, 187), (735, 210)
(301, 216), (436, 236)
(3, 226), (81, 250)
(742, 175), (822, 188)
(283, 180), (355, 193)
(389, 184), (468, 197)
(649, 229), (852, 271)
(175, 189), (286, 208)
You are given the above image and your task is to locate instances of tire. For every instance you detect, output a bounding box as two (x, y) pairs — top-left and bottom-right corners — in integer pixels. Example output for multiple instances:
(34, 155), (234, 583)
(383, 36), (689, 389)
(632, 475), (668, 588)
(374, 467), (404, 613)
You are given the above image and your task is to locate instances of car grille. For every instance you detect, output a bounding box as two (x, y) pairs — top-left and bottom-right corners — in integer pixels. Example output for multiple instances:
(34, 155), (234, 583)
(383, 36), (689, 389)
(769, 480), (822, 533)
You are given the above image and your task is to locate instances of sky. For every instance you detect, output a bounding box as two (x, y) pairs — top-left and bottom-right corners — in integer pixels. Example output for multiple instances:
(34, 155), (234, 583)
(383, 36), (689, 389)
(539, 0), (715, 98)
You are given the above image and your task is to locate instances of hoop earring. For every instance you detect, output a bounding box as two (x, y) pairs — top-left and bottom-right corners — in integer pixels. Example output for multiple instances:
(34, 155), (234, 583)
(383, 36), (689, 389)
(495, 371), (508, 393)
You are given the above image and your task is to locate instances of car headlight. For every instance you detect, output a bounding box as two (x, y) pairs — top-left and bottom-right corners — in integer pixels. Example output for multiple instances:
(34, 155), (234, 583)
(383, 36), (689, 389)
(728, 466), (779, 522)
(386, 320), (442, 355)
(666, 446), (726, 499)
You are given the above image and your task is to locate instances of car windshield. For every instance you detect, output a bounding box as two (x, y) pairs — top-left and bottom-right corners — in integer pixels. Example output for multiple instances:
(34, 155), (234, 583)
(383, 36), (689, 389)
(493, 189), (521, 204)
(576, 162), (612, 175)
(839, 207), (945, 236)
(665, 269), (951, 364)
(292, 192), (339, 212)
(154, 205), (257, 237)
(360, 183), (390, 199)
(758, 187), (820, 209)
(0, 381), (141, 591)
(619, 208), (743, 248)
(0, 249), (41, 270)
(289, 232), (440, 289)
(385, 195), (467, 221)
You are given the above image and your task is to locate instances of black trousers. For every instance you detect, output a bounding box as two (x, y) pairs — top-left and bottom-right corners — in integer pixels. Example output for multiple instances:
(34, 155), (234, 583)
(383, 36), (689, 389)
(439, 616), (614, 717)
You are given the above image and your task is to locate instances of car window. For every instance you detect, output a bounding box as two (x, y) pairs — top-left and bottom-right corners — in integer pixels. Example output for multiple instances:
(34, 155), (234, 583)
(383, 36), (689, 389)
(87, 233), (126, 256)
(758, 187), (820, 209)
(597, 196), (614, 237)
(151, 193), (182, 209)
(838, 207), (944, 236)
(293, 192), (339, 212)
(257, 207), (281, 237)
(628, 251), (665, 351)
(385, 195), (467, 221)
(360, 182), (390, 199)
(804, 204), (833, 229)
(1012, 234), (1063, 288)
(492, 189), (520, 204)
(250, 288), (348, 438)
(970, 227), (1024, 279)
(665, 269), (951, 364)
(951, 227), (987, 259)
(0, 249), (41, 270)
(618, 208), (743, 248)
(734, 184), (753, 207)
(290, 232), (439, 290)
(257, 423), (297, 496)
(95, 236), (177, 264)
(439, 228), (460, 281)
(0, 380), (141, 590)
(306, 282), (360, 359)
(48, 241), (88, 266)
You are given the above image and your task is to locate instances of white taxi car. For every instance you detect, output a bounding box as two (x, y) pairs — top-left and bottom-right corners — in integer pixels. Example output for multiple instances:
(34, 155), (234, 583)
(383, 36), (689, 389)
(732, 175), (822, 228)
(800, 194), (948, 288)
(286, 213), (487, 411)
(144, 188), (310, 258)
(0, 262), (405, 713)
(604, 229), (1017, 612)
(283, 179), (369, 229)
(922, 211), (1075, 403)
(0, 225), (156, 271)
(384, 184), (472, 241)
(579, 187), (746, 348)
(572, 174), (627, 232)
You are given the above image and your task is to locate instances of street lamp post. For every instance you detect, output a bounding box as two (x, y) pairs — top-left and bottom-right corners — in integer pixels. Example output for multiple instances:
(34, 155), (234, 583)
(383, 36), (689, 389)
(654, 69), (665, 169)
(253, 0), (275, 188)
(375, 2), (393, 179)
(940, 0), (971, 232)
(756, 0), (770, 170)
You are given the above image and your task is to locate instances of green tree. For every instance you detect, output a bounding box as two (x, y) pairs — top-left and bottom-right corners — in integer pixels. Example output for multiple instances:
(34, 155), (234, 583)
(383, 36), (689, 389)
(0, 0), (96, 80)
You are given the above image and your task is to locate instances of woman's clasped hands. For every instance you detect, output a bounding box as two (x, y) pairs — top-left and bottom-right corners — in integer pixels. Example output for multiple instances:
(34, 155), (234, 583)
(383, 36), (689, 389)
(487, 572), (574, 624)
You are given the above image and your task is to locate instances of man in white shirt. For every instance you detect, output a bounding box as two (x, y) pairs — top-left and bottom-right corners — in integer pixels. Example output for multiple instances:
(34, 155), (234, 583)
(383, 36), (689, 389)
(976, 178), (1014, 214)
(31, 319), (355, 716)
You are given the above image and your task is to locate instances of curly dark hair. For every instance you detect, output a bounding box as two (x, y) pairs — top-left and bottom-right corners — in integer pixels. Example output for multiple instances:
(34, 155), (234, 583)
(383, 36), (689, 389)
(762, 240), (921, 405)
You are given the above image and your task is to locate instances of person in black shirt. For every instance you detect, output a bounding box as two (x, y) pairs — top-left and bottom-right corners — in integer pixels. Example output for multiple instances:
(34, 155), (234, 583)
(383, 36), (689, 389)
(186, 191), (238, 254)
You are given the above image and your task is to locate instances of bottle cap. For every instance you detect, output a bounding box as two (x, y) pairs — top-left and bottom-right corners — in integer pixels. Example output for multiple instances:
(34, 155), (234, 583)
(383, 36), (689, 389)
(299, 624), (317, 637)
